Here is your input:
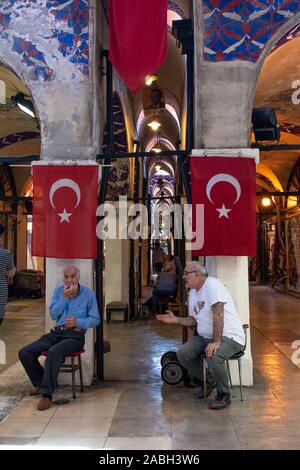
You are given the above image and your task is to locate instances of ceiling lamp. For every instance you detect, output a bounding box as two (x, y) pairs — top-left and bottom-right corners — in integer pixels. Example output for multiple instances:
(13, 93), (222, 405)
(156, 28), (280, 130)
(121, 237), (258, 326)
(262, 196), (272, 207)
(145, 74), (158, 86)
(151, 133), (162, 153)
(11, 92), (35, 118)
(155, 164), (161, 172)
(147, 119), (161, 131)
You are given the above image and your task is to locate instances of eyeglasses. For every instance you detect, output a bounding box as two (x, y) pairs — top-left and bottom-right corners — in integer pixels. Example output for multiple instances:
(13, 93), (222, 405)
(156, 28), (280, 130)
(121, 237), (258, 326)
(183, 270), (197, 277)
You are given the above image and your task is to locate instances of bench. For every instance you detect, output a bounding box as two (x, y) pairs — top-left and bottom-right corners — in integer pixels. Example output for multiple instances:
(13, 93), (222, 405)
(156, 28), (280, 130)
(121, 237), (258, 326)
(106, 301), (129, 323)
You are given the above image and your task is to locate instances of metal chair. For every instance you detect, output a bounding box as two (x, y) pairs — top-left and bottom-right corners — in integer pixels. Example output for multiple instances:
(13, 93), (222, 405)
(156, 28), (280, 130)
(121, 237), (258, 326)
(202, 324), (249, 401)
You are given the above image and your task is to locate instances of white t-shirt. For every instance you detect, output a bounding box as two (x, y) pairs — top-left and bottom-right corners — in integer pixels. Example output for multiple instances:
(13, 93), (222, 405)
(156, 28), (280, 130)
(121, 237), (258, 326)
(188, 277), (245, 347)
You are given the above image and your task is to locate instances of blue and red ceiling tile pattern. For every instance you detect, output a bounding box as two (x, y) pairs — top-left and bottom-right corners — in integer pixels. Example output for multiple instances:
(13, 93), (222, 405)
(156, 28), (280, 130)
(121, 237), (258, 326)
(203, 0), (300, 62)
(0, 0), (89, 80)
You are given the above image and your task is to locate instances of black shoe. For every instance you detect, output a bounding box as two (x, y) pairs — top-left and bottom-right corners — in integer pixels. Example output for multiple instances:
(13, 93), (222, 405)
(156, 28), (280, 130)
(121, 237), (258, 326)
(208, 393), (231, 410)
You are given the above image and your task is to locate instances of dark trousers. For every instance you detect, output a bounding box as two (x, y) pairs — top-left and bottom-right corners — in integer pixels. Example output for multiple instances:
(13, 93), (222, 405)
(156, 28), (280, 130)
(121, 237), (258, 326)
(154, 262), (163, 274)
(151, 287), (177, 314)
(177, 335), (243, 395)
(152, 289), (160, 313)
(19, 329), (85, 397)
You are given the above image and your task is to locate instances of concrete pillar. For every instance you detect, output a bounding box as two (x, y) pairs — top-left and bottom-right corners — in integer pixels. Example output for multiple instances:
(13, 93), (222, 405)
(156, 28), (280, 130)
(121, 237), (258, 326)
(206, 257), (253, 386)
(37, 79), (97, 372)
(39, 64), (99, 384)
(16, 205), (27, 271)
(45, 259), (95, 385)
(193, 4), (257, 386)
(0, 0), (100, 387)
(194, 62), (257, 149)
(142, 240), (149, 287)
(104, 237), (129, 318)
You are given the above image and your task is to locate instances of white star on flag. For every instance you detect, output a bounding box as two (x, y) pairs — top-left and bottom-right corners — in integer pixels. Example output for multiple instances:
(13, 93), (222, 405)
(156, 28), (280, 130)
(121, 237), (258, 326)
(58, 208), (72, 223)
(216, 204), (231, 219)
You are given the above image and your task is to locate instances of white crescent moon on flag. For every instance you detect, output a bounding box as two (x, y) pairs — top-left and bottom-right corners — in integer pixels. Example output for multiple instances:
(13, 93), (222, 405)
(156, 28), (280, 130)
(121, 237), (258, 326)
(49, 178), (81, 209)
(206, 173), (241, 205)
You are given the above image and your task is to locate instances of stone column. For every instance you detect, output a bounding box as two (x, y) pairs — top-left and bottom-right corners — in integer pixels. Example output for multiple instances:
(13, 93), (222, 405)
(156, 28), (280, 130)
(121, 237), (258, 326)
(38, 79), (98, 387)
(291, 216), (300, 292)
(193, 3), (259, 386)
(206, 256), (253, 386)
(38, 4), (99, 387)
(16, 205), (27, 271)
(45, 259), (95, 385)
(0, 0), (100, 386)
(104, 237), (130, 318)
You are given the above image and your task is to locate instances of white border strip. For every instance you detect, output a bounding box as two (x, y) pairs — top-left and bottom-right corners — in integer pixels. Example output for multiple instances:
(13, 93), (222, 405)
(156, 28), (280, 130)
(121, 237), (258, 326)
(190, 148), (259, 165)
(31, 160), (99, 166)
(31, 160), (101, 181)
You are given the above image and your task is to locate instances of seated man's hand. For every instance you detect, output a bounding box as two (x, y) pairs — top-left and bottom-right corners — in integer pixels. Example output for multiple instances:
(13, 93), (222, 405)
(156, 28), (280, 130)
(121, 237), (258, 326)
(205, 341), (220, 358)
(65, 316), (76, 328)
(156, 310), (178, 324)
(63, 284), (77, 299)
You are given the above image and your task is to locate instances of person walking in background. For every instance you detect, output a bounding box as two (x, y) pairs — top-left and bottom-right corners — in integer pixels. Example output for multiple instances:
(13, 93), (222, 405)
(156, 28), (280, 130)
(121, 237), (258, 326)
(163, 254), (176, 274)
(152, 241), (164, 274)
(0, 223), (16, 327)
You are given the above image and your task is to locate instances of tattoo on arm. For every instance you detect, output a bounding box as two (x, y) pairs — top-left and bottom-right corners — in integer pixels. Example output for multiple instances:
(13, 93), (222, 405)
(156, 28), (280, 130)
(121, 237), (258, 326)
(212, 302), (224, 342)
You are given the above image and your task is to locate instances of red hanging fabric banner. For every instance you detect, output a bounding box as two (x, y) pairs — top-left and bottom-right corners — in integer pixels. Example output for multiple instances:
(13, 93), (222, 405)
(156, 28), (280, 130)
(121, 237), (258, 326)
(109, 0), (167, 93)
(191, 156), (257, 256)
(32, 165), (98, 259)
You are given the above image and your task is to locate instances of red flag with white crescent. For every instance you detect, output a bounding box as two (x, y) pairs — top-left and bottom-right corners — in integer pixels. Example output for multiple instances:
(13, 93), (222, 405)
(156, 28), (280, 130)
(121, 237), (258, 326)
(191, 157), (257, 256)
(32, 165), (98, 259)
(109, 0), (167, 93)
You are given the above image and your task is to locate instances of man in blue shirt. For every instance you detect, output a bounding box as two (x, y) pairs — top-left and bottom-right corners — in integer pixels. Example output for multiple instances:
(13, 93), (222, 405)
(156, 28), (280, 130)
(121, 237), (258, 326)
(19, 266), (100, 411)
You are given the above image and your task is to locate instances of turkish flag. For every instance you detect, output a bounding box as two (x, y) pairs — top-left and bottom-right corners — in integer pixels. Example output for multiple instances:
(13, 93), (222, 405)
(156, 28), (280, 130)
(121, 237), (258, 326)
(32, 165), (98, 259)
(191, 157), (257, 256)
(109, 0), (167, 93)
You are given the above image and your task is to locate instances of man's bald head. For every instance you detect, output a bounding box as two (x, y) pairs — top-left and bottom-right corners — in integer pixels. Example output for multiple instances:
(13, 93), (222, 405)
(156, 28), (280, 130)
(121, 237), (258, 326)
(63, 266), (80, 287)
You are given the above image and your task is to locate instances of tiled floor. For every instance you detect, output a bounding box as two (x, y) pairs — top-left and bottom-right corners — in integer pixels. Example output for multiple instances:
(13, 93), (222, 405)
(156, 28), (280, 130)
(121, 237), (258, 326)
(0, 286), (300, 449)
(0, 298), (45, 373)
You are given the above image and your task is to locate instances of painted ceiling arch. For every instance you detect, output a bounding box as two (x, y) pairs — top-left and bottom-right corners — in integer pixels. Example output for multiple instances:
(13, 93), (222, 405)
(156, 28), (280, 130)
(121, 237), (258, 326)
(203, 1), (300, 62)
(256, 163), (283, 192)
(102, 92), (129, 198)
(287, 157), (300, 191)
(0, 0), (89, 82)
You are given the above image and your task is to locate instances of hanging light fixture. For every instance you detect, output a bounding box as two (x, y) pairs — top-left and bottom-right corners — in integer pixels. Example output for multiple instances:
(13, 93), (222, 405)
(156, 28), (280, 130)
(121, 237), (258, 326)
(11, 92), (35, 118)
(145, 74), (158, 86)
(151, 133), (162, 153)
(262, 196), (272, 207)
(147, 119), (161, 131)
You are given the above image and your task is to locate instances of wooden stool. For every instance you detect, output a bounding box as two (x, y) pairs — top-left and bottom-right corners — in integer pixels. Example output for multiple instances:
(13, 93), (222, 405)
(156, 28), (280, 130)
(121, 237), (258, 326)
(41, 349), (85, 399)
(106, 301), (129, 323)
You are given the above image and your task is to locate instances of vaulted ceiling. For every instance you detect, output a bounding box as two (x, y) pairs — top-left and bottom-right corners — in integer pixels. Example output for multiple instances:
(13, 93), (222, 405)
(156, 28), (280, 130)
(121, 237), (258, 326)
(254, 36), (300, 189)
(0, 2), (300, 194)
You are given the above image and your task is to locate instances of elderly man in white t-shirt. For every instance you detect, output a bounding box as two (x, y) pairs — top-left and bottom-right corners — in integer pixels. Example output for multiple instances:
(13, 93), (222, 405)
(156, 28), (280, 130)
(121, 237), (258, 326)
(156, 261), (245, 410)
